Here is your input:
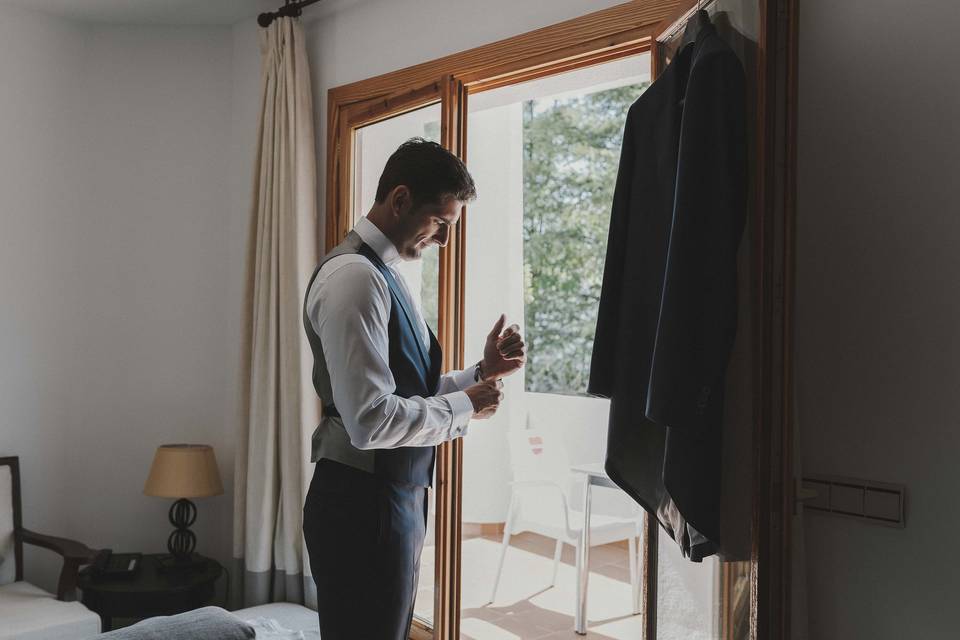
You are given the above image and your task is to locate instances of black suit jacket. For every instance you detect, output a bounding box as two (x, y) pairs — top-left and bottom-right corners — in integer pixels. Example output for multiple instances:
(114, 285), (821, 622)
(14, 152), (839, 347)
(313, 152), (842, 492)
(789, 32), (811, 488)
(588, 23), (746, 557)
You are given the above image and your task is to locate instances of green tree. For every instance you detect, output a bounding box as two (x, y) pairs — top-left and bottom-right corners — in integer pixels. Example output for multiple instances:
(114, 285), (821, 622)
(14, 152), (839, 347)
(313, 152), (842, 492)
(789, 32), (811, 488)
(522, 83), (648, 394)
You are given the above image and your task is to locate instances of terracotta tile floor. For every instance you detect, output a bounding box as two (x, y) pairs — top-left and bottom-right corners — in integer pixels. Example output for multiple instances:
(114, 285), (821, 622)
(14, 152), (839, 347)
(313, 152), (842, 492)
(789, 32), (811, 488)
(416, 531), (644, 639)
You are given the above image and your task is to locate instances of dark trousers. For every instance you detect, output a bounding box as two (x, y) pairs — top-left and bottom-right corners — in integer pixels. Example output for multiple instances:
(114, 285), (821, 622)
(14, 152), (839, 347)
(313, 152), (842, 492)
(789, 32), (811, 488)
(303, 458), (429, 640)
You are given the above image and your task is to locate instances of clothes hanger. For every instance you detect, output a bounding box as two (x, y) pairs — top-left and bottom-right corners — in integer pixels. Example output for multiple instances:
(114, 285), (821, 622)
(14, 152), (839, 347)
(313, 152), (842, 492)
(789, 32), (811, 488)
(676, 1), (711, 106)
(680, 0), (712, 47)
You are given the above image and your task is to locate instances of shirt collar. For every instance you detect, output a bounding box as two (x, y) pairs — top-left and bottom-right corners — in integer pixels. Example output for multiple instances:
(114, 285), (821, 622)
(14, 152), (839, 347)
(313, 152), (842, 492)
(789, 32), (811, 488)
(354, 216), (401, 267)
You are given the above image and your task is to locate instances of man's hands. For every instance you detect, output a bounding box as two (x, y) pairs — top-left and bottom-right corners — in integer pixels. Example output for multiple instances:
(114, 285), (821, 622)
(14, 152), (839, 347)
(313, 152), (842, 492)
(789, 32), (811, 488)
(463, 314), (525, 421)
(480, 314), (527, 382)
(464, 379), (502, 419)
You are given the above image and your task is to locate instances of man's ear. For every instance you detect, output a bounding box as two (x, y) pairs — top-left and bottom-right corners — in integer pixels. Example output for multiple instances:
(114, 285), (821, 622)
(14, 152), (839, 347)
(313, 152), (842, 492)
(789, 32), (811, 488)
(390, 185), (412, 216)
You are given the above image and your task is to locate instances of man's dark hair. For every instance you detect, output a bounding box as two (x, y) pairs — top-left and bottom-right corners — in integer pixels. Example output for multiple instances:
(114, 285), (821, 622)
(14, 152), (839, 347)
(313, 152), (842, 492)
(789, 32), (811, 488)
(374, 137), (476, 208)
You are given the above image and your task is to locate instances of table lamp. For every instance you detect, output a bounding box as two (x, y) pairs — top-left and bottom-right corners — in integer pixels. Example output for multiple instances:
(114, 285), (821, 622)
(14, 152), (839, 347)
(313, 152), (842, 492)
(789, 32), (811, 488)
(144, 444), (223, 565)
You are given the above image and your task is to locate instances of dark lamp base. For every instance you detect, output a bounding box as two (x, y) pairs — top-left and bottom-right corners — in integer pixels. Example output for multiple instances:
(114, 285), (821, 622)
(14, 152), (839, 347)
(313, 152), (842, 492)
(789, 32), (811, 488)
(167, 498), (198, 561)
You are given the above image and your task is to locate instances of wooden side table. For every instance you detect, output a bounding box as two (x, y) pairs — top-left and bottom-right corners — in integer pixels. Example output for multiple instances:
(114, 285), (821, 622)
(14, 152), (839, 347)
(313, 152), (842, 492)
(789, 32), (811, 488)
(78, 553), (223, 631)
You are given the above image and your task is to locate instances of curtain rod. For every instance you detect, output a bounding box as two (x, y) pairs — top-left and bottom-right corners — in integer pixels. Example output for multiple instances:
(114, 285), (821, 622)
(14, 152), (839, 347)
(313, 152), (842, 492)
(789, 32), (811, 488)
(257, 0), (323, 28)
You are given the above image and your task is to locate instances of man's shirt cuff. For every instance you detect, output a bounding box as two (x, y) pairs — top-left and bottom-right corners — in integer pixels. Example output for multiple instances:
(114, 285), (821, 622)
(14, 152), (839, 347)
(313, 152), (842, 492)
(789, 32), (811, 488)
(443, 390), (474, 438)
(449, 366), (478, 391)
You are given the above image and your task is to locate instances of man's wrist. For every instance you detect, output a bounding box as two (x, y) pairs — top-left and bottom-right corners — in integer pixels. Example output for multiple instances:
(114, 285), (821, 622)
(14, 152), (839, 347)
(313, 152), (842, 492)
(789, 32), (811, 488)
(475, 359), (497, 382)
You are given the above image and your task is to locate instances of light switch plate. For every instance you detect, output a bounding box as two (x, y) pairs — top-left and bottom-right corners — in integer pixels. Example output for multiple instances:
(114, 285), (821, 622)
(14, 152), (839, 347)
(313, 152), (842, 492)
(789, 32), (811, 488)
(801, 474), (905, 528)
(863, 488), (901, 523)
(802, 479), (831, 510)
(829, 483), (864, 515)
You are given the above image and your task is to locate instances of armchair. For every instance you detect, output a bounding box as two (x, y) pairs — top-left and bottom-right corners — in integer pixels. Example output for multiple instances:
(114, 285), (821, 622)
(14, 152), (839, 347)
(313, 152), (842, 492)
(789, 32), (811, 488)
(0, 456), (102, 639)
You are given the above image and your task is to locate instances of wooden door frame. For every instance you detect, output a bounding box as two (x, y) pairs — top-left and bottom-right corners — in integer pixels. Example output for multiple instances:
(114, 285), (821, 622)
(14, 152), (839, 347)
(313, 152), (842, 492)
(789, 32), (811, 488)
(755, 0), (798, 637)
(322, 1), (796, 638)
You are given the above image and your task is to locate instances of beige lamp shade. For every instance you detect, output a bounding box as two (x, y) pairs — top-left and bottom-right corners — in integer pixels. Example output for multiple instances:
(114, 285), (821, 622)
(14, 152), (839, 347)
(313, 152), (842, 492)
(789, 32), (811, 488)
(143, 444), (223, 498)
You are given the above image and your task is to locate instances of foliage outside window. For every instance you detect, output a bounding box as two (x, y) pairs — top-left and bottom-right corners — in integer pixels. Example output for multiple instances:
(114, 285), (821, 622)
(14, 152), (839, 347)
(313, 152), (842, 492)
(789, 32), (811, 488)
(522, 83), (648, 395)
(419, 121), (441, 333)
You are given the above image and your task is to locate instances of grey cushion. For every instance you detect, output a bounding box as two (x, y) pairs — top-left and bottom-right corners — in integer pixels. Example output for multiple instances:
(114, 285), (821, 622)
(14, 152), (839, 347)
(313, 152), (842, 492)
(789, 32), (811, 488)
(97, 606), (255, 640)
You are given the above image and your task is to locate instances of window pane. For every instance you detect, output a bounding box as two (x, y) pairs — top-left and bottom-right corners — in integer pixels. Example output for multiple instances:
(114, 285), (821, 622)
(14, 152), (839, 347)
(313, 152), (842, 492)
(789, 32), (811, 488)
(520, 82), (647, 396)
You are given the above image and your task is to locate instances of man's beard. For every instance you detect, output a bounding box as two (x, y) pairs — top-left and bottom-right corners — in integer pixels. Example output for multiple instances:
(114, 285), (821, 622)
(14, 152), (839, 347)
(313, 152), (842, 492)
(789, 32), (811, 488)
(407, 238), (430, 258)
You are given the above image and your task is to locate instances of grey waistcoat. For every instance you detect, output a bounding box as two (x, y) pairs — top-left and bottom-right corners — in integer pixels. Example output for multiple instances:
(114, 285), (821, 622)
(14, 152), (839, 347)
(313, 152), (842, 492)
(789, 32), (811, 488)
(302, 231), (442, 486)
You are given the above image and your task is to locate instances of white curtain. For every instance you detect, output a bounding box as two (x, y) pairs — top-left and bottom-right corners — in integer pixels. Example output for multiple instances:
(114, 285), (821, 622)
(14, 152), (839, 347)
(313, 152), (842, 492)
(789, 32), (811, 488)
(232, 16), (319, 609)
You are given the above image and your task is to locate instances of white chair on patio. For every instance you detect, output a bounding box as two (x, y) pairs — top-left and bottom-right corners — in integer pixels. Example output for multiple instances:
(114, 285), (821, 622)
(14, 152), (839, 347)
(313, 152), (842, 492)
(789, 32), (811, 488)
(488, 430), (642, 613)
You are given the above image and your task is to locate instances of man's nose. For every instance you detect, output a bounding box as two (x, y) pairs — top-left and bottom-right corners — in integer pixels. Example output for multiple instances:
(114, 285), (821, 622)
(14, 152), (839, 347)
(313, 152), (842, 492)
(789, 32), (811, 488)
(435, 225), (450, 247)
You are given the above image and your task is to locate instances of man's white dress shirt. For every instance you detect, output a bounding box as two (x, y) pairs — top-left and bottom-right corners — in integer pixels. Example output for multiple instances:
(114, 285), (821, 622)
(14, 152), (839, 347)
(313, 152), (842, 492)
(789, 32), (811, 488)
(305, 216), (475, 450)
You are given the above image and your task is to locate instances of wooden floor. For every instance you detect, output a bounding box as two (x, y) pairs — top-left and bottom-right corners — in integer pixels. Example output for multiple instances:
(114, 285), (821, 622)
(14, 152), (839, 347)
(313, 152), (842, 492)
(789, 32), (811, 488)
(417, 529), (644, 639)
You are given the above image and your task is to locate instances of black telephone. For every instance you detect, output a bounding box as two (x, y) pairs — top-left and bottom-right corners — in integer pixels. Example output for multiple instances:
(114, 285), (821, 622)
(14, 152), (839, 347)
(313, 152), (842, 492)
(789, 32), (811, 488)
(90, 550), (142, 578)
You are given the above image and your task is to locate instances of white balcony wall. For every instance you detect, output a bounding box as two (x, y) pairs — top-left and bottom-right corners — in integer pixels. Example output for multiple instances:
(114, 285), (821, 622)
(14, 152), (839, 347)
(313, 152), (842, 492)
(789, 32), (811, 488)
(461, 102), (526, 523)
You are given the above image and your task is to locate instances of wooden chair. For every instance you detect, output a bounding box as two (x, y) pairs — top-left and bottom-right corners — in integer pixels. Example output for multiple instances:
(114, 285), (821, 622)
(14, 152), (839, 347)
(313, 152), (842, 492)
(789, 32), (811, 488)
(0, 456), (102, 639)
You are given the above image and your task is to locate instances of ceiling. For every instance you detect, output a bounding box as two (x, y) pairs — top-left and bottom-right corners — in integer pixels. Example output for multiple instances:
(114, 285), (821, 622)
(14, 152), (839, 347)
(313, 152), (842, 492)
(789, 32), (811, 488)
(0, 0), (269, 26)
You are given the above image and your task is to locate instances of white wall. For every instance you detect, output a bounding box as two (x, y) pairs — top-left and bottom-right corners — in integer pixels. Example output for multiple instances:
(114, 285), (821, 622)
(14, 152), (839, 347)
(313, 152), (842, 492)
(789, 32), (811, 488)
(68, 20), (235, 577)
(0, 3), (89, 591)
(0, 4), (239, 594)
(797, 0), (960, 637)
(460, 102), (526, 523)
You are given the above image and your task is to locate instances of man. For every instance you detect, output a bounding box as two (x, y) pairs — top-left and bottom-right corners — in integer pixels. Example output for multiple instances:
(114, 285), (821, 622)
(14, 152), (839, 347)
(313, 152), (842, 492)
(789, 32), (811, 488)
(302, 138), (526, 639)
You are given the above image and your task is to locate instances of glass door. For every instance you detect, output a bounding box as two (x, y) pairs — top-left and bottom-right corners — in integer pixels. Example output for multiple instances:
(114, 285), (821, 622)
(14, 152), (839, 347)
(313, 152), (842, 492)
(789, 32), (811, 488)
(458, 54), (653, 639)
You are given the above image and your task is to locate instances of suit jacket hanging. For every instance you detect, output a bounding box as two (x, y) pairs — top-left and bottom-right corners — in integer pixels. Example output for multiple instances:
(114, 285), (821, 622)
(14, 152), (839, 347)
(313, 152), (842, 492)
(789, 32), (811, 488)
(588, 22), (746, 561)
